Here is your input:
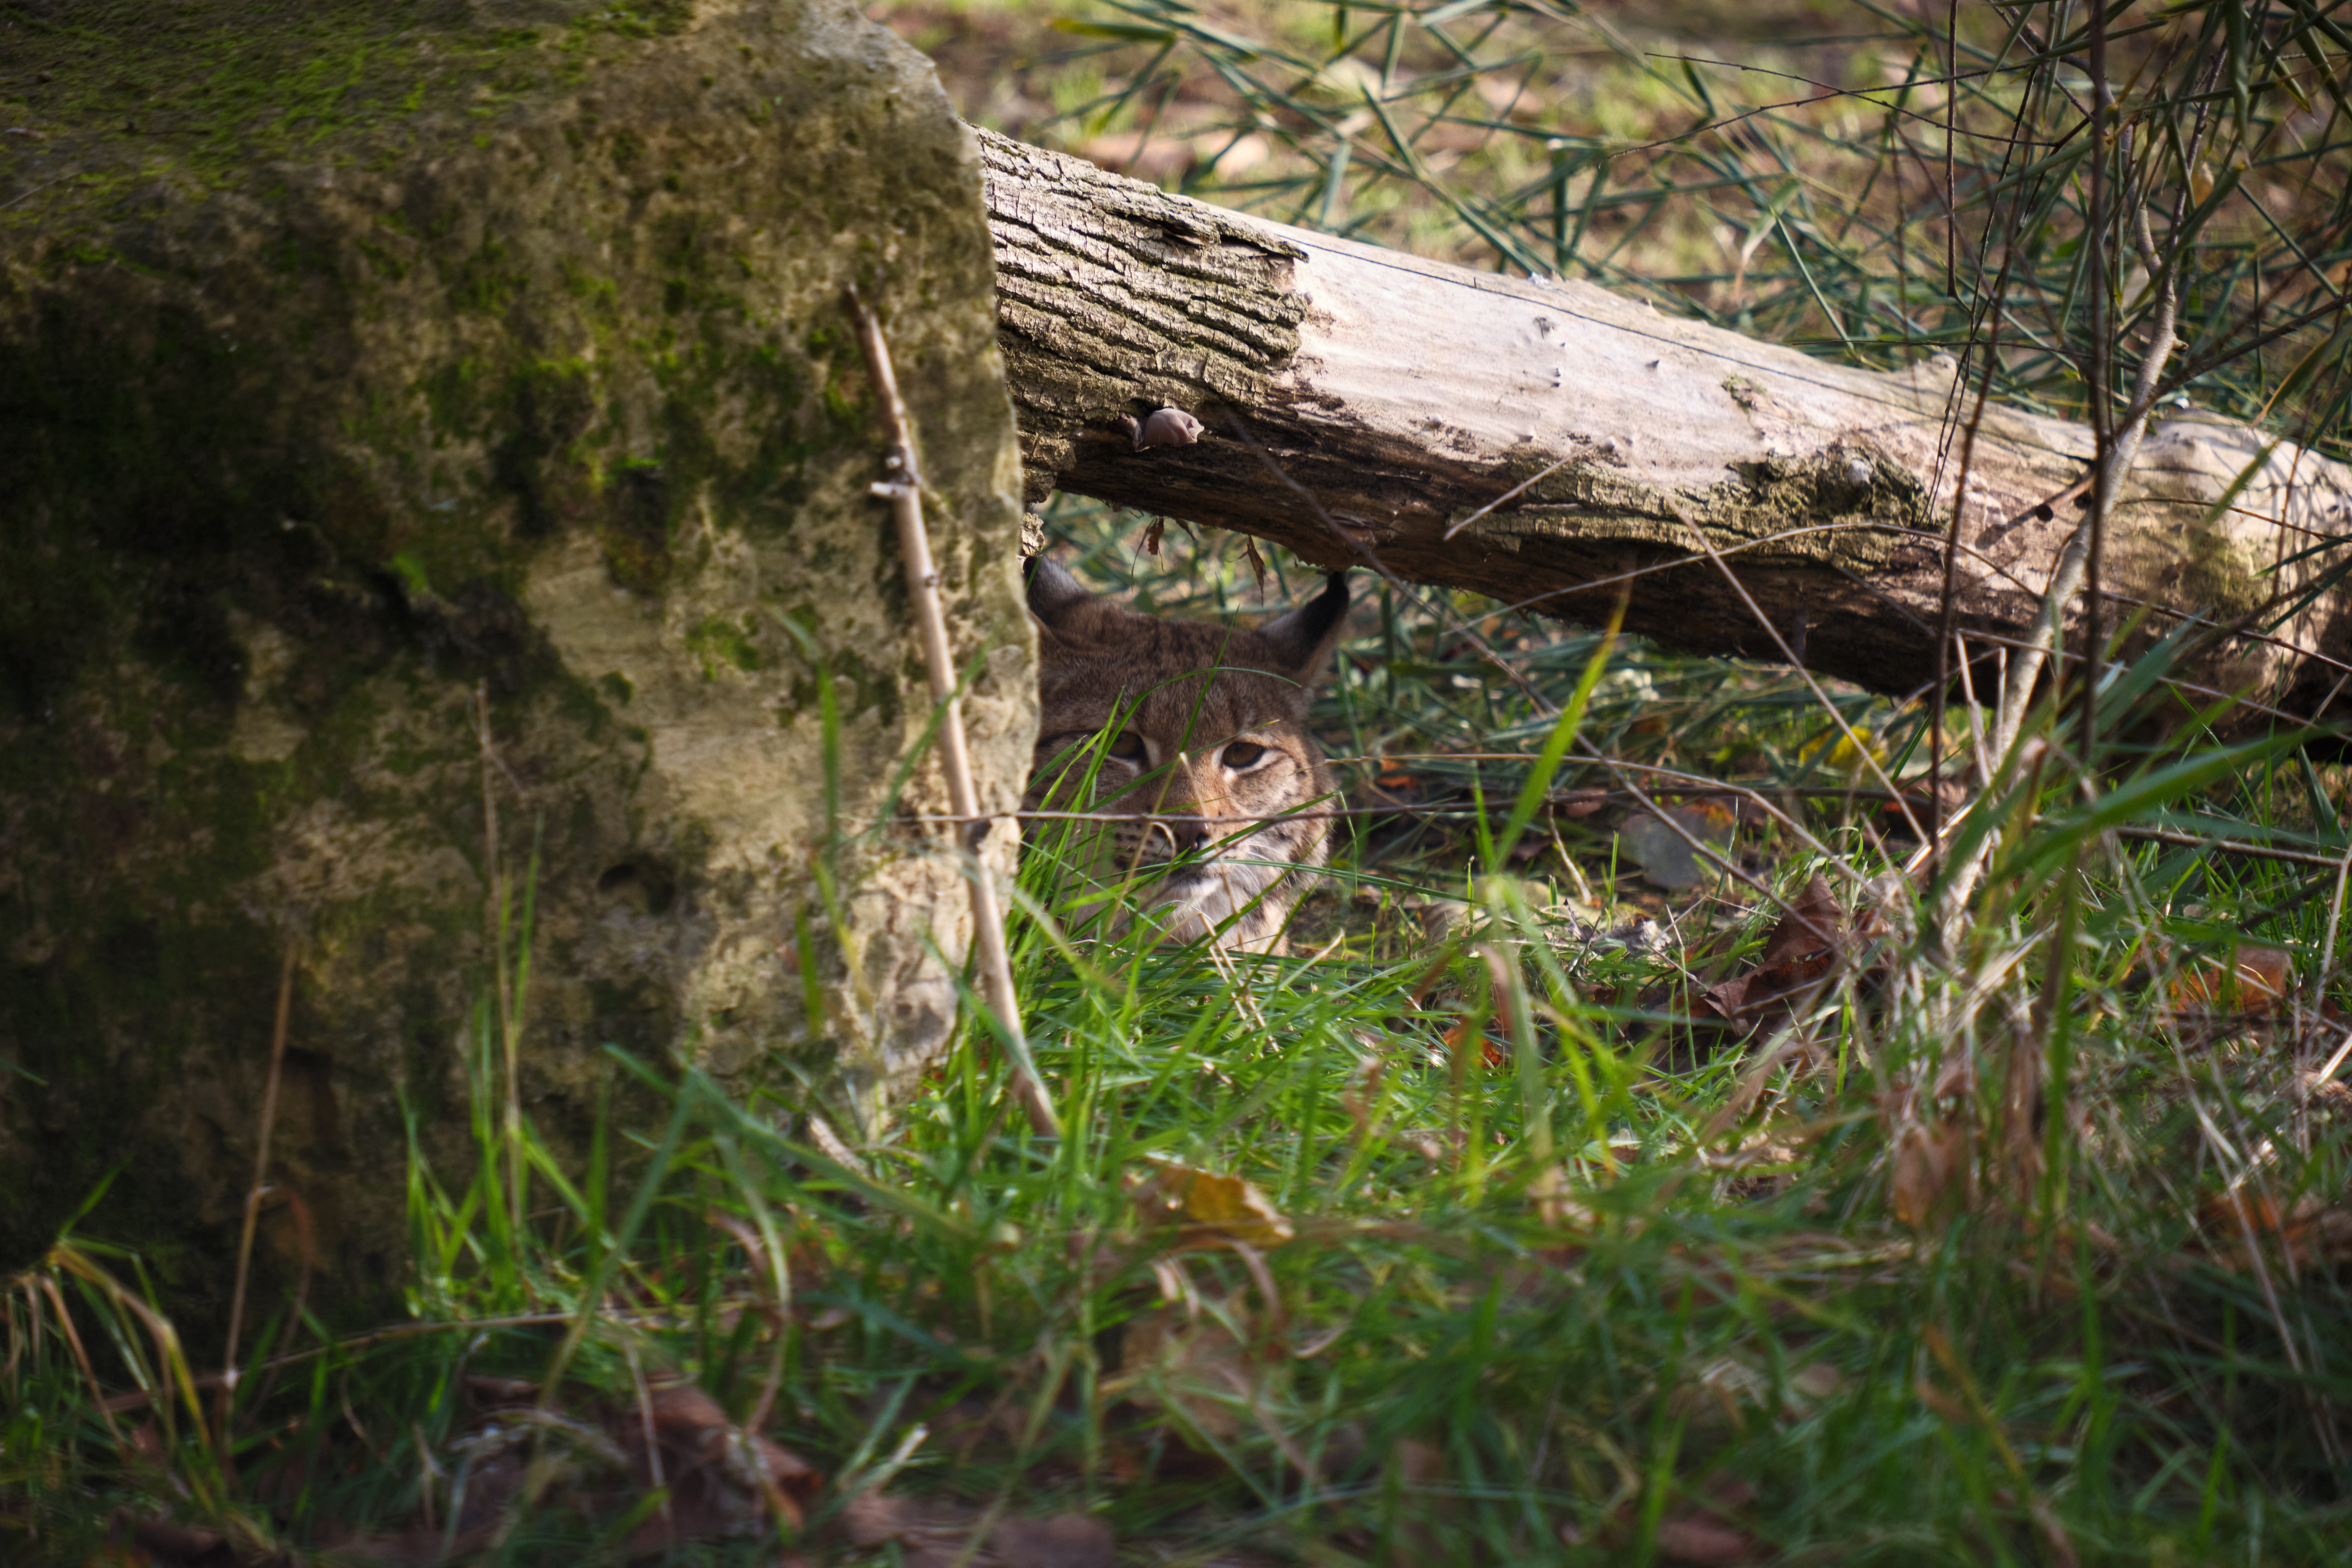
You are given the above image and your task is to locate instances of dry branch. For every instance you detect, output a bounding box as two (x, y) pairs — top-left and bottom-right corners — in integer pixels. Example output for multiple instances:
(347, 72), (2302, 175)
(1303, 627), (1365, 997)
(978, 129), (2352, 729)
(846, 290), (1058, 1140)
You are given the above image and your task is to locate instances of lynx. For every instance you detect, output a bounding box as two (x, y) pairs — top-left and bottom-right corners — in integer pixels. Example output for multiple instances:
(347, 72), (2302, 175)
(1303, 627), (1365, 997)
(1024, 559), (1350, 954)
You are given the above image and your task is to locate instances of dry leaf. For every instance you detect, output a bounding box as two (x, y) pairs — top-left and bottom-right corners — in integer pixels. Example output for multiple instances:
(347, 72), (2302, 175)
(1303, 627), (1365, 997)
(1696, 877), (1851, 1032)
(2295, 1070), (2352, 1112)
(1441, 1014), (1508, 1070)
(633, 1380), (821, 1536)
(331, 1377), (820, 1565)
(1552, 786), (1610, 818)
(1656, 1512), (1761, 1566)
(845, 1494), (1113, 1568)
(988, 1513), (1118, 1568)
(1133, 1159), (1295, 1251)
(1890, 1113), (1970, 1226)
(1240, 535), (1268, 594)
(113, 1516), (232, 1568)
(1786, 1361), (1843, 1405)
(2195, 1189), (2352, 1268)
(1588, 1471), (1764, 1565)
(1617, 801), (1738, 890)
(2166, 941), (2294, 1015)
(1112, 1305), (1259, 1444)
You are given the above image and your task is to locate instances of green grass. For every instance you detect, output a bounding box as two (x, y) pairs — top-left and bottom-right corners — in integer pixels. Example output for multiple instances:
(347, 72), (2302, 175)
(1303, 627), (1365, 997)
(7, 498), (2351, 1564)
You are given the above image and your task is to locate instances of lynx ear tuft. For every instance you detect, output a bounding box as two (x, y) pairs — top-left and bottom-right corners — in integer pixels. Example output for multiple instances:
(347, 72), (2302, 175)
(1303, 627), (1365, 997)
(1025, 556), (1097, 630)
(1259, 571), (1349, 681)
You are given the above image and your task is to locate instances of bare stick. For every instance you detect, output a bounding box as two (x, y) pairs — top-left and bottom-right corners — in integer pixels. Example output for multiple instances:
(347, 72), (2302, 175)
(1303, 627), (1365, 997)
(845, 288), (1058, 1139)
(218, 941), (298, 1468)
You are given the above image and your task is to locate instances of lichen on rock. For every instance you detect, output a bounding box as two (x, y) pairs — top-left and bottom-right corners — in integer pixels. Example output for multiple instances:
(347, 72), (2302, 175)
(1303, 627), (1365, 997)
(0, 0), (1031, 1333)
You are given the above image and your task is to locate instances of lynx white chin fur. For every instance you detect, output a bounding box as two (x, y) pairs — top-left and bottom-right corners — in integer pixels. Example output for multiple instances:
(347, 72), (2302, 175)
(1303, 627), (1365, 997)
(1024, 559), (1350, 954)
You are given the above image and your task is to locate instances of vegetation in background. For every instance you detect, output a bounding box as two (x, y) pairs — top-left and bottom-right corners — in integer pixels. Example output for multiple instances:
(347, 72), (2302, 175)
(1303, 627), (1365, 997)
(9, 0), (2352, 1563)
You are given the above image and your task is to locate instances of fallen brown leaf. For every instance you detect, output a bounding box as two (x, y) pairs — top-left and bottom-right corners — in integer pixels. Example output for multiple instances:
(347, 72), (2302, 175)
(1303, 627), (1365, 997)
(1586, 1471), (1767, 1565)
(626, 1379), (822, 1541)
(1440, 1014), (1508, 1070)
(1656, 1511), (1762, 1566)
(1696, 877), (1853, 1033)
(1131, 1159), (1295, 1251)
(1109, 1305), (1262, 1445)
(1889, 1113), (1971, 1227)
(2166, 941), (2294, 1015)
(989, 1513), (1119, 1568)
(336, 1377), (820, 1564)
(112, 1515), (233, 1568)
(844, 1493), (1114, 1568)
(2195, 1189), (2352, 1269)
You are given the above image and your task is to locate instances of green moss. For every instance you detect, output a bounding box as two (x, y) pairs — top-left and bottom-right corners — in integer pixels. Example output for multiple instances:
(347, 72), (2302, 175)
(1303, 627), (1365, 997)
(2174, 519), (2272, 622)
(448, 236), (529, 317)
(568, 1), (699, 42)
(0, 6), (575, 236)
(686, 613), (764, 678)
(389, 551), (435, 602)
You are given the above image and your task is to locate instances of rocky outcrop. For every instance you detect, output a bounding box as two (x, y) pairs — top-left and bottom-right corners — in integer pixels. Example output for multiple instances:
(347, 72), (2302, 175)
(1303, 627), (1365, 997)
(0, 0), (1030, 1329)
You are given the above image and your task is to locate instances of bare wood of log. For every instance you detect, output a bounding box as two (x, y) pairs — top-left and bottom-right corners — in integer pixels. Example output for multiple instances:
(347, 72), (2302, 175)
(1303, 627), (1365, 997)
(845, 287), (1060, 1140)
(976, 128), (2352, 731)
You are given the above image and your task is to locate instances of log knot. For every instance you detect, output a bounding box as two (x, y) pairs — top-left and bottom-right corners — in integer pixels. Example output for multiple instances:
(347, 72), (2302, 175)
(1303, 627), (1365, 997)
(977, 128), (1307, 502)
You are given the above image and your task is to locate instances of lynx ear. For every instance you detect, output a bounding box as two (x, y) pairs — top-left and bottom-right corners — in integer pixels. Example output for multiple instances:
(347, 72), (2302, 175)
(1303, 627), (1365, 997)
(1259, 571), (1349, 681)
(1024, 556), (1094, 631)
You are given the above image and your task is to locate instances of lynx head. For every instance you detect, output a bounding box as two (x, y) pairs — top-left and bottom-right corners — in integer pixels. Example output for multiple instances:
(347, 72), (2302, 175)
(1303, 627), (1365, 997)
(1024, 559), (1350, 953)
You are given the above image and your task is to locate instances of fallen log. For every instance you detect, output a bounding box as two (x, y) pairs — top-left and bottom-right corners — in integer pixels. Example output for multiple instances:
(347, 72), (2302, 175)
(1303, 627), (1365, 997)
(978, 128), (2352, 726)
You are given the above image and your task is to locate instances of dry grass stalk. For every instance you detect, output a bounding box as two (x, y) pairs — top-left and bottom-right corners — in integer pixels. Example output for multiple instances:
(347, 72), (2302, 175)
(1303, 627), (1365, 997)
(215, 941), (298, 1472)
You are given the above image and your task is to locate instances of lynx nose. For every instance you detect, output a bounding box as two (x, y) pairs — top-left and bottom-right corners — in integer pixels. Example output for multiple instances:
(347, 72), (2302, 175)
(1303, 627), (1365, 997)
(1156, 816), (1214, 856)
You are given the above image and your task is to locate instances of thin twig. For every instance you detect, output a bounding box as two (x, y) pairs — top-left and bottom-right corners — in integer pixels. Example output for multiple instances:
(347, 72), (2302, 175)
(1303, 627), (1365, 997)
(1441, 451), (1579, 540)
(2077, 9), (2115, 768)
(0, 175), (65, 213)
(217, 941), (298, 1472)
(845, 287), (1058, 1139)
(2311, 833), (2352, 1042)
(1930, 160), (2030, 892)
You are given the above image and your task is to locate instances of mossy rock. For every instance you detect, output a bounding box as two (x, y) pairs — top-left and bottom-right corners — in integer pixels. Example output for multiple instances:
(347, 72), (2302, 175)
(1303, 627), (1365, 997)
(0, 0), (1032, 1335)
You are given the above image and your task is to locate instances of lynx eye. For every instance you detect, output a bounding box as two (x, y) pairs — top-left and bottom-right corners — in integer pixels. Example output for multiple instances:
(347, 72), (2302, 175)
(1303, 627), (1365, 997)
(1106, 730), (1147, 762)
(1220, 741), (1268, 769)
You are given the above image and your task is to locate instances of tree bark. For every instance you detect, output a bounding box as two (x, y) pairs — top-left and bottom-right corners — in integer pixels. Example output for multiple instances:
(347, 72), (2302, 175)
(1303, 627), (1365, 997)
(978, 128), (2352, 726)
